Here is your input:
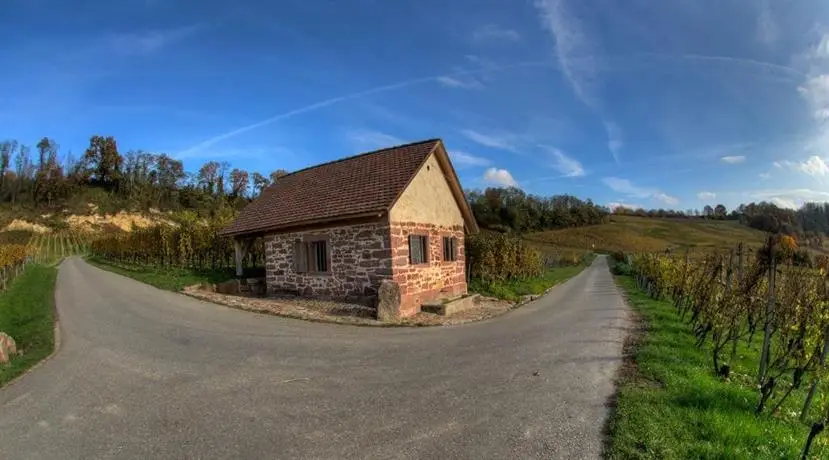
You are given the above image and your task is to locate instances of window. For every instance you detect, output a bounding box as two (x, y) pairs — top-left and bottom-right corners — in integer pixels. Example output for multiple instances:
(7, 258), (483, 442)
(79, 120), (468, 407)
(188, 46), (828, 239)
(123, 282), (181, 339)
(294, 238), (329, 273)
(409, 235), (428, 264)
(442, 236), (457, 261)
(309, 240), (328, 272)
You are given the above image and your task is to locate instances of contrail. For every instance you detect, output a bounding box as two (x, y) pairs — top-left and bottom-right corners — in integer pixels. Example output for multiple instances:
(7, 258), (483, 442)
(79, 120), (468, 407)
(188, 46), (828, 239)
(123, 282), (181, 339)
(635, 53), (807, 79)
(179, 52), (806, 157)
(178, 61), (551, 156)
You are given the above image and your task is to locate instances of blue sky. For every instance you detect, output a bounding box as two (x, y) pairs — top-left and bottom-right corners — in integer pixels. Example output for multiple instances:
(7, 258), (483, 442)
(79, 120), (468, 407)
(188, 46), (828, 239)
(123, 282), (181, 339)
(2, 0), (829, 211)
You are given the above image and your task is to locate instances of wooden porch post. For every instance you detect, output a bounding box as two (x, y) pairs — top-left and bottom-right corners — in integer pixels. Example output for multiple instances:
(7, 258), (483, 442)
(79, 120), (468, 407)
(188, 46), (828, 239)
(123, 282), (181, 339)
(234, 239), (244, 278)
(234, 237), (255, 278)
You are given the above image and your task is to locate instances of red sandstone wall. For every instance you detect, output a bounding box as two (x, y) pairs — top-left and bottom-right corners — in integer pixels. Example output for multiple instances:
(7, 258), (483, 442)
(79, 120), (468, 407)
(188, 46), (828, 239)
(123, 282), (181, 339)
(390, 222), (467, 316)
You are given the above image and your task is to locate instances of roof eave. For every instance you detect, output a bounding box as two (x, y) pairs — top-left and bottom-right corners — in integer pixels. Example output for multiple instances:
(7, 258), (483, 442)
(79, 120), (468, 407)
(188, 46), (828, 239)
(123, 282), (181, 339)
(219, 210), (388, 238)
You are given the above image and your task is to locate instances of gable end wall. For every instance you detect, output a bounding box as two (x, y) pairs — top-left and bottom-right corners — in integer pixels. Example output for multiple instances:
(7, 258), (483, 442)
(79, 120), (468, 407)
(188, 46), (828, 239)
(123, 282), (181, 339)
(389, 153), (467, 316)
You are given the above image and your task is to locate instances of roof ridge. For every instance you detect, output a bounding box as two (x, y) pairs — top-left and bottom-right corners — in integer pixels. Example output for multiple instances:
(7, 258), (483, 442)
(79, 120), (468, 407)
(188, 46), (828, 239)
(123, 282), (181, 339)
(279, 138), (441, 179)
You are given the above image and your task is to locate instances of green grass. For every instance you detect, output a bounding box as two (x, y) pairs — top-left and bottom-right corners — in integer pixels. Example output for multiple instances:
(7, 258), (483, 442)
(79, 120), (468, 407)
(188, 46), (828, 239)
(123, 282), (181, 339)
(605, 276), (829, 459)
(469, 264), (589, 302)
(86, 257), (234, 291)
(0, 264), (58, 387)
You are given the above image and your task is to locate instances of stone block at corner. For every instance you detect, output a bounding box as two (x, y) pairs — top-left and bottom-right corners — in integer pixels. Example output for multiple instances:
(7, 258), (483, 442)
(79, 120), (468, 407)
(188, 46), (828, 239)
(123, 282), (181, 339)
(0, 331), (16, 363)
(377, 280), (401, 322)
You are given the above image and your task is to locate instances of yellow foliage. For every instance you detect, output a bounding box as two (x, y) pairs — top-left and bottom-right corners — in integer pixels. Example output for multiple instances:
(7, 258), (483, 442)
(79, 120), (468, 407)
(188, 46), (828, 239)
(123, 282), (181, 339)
(0, 244), (28, 267)
(779, 235), (798, 251)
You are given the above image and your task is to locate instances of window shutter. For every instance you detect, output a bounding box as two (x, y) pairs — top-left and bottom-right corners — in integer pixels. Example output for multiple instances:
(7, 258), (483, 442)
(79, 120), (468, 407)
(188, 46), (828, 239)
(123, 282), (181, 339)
(408, 235), (416, 264)
(294, 242), (308, 273)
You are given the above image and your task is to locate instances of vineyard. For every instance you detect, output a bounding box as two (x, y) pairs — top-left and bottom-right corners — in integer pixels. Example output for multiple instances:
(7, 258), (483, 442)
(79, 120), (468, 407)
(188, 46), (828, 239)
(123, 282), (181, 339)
(89, 221), (264, 273)
(26, 232), (92, 265)
(623, 235), (829, 458)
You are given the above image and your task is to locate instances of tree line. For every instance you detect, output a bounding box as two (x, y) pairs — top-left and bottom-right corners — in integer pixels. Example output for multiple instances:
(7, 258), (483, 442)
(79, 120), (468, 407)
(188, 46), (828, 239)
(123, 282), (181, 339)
(0, 136), (289, 215)
(615, 201), (829, 241)
(466, 187), (609, 233)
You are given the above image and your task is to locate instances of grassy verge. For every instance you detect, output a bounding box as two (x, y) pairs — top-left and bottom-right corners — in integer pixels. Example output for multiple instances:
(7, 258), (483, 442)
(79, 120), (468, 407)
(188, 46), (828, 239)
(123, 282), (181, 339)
(86, 257), (234, 291)
(469, 264), (589, 302)
(605, 275), (827, 459)
(0, 264), (58, 387)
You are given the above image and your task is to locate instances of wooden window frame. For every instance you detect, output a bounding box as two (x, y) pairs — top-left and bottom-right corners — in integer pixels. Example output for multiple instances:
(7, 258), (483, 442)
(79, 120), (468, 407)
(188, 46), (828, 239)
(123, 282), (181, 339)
(294, 235), (331, 275)
(408, 234), (429, 265)
(442, 236), (457, 262)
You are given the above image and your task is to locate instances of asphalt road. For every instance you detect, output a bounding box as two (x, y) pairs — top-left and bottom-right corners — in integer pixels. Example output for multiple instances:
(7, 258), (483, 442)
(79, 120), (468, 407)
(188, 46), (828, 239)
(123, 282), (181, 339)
(0, 255), (630, 460)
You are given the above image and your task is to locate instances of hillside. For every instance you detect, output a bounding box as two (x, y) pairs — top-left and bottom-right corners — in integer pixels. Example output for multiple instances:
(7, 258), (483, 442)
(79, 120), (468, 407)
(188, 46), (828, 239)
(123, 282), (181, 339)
(523, 215), (772, 254)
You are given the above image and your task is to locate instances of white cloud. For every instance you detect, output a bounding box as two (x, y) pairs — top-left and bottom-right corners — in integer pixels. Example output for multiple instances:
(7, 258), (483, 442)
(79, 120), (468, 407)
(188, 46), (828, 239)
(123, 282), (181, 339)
(436, 75), (484, 90)
(654, 192), (679, 206)
(798, 74), (829, 122)
(483, 168), (518, 187)
(108, 25), (202, 56)
(345, 130), (404, 150)
(602, 177), (678, 206)
(464, 54), (498, 70)
(473, 24), (521, 43)
(795, 155), (829, 176)
(747, 188), (829, 208)
(450, 151), (491, 167)
(755, 0), (779, 44)
(759, 172), (771, 180)
(547, 147), (584, 177)
(534, 0), (621, 163)
(460, 129), (517, 152)
(720, 155), (746, 164)
(816, 35), (829, 59)
(773, 161), (783, 168)
(607, 202), (644, 211)
(697, 191), (716, 200)
(602, 177), (652, 198)
(771, 197), (798, 209)
(604, 121), (622, 164)
(534, 0), (593, 103)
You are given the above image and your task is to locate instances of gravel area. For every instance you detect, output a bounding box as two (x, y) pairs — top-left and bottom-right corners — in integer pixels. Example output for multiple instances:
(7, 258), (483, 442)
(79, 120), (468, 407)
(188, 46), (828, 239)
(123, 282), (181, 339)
(181, 286), (516, 326)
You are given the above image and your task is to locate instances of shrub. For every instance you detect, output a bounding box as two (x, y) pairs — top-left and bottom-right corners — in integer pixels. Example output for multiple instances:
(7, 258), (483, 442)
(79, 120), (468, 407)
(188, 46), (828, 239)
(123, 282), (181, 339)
(466, 232), (542, 281)
(609, 251), (634, 275)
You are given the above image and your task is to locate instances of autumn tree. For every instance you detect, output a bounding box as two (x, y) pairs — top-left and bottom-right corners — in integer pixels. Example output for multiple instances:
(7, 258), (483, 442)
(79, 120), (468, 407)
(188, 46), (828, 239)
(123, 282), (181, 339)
(12, 145), (32, 205)
(216, 161), (230, 198)
(269, 169), (289, 183)
(33, 137), (65, 205)
(251, 172), (270, 196)
(229, 168), (249, 200)
(81, 135), (122, 189)
(703, 204), (714, 218)
(197, 161), (220, 195)
(0, 140), (16, 195)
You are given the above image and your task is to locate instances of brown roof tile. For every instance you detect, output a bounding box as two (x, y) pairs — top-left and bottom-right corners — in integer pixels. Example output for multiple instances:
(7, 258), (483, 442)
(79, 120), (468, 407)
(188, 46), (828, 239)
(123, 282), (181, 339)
(220, 139), (442, 236)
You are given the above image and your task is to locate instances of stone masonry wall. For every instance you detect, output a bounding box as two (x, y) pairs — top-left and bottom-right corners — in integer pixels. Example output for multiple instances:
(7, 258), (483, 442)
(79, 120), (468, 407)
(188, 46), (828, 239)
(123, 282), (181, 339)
(390, 222), (467, 316)
(264, 221), (392, 302)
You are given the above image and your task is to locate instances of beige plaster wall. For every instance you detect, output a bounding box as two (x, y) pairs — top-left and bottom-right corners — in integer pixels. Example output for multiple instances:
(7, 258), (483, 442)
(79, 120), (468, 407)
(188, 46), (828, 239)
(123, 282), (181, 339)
(389, 153), (464, 226)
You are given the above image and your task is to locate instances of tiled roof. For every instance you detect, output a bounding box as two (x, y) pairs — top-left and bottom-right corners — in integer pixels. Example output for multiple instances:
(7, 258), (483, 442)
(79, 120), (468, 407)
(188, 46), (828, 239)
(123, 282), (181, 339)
(220, 139), (442, 236)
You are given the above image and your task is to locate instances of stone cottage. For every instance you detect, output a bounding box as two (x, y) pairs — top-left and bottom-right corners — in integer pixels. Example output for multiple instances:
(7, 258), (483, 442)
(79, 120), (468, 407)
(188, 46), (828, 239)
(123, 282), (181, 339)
(220, 139), (479, 317)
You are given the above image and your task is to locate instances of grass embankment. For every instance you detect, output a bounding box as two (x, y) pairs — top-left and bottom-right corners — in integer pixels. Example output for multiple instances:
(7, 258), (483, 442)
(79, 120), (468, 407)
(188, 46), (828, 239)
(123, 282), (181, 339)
(469, 263), (590, 302)
(86, 257), (234, 291)
(605, 276), (827, 459)
(0, 265), (58, 387)
(525, 215), (769, 254)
